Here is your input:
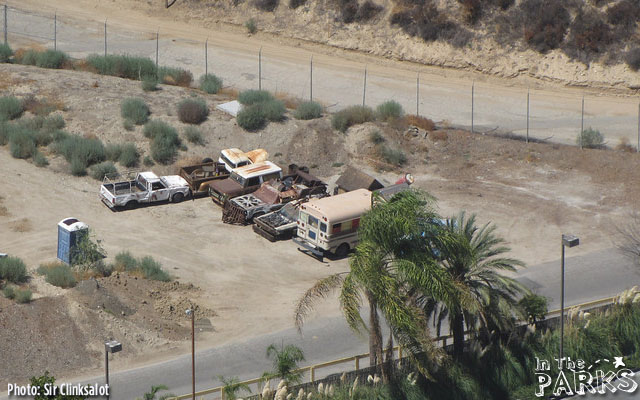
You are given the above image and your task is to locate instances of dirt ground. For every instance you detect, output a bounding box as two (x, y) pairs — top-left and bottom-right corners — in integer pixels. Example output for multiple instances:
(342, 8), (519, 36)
(1, 59), (639, 384)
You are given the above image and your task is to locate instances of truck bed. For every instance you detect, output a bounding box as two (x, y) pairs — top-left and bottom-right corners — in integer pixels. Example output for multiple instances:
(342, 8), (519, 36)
(102, 180), (145, 195)
(179, 162), (229, 193)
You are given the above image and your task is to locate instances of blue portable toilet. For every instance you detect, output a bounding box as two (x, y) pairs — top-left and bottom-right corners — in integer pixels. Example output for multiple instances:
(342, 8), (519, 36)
(57, 217), (88, 264)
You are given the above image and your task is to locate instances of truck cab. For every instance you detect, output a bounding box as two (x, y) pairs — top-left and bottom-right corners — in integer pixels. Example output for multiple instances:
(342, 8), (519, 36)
(208, 161), (283, 205)
(218, 148), (269, 173)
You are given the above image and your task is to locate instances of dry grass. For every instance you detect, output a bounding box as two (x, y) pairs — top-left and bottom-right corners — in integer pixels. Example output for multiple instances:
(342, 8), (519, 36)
(22, 94), (67, 115)
(274, 92), (301, 109)
(429, 130), (448, 142)
(10, 218), (32, 233)
(406, 114), (436, 131)
(219, 87), (240, 100)
(616, 137), (636, 153)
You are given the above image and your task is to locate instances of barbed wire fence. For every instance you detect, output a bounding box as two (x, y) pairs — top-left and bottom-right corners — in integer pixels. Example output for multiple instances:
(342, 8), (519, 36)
(1, 3), (640, 151)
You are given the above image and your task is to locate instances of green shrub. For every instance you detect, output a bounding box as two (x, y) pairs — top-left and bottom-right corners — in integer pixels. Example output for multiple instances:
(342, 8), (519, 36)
(0, 256), (28, 284)
(261, 99), (286, 122)
(331, 105), (374, 132)
(0, 96), (24, 120)
(0, 43), (13, 63)
(237, 104), (267, 131)
(90, 161), (117, 180)
(9, 131), (36, 159)
(184, 126), (205, 145)
(0, 121), (10, 145)
(376, 100), (404, 121)
(35, 49), (68, 69)
(141, 75), (159, 92)
(118, 143), (139, 167)
(42, 114), (65, 131)
(121, 98), (150, 125)
(85, 54), (157, 80)
(143, 155), (154, 166)
(138, 256), (171, 281)
(143, 120), (177, 139)
(626, 48), (640, 71)
(3, 285), (15, 299)
(157, 66), (193, 87)
(123, 119), (135, 131)
(92, 260), (113, 277)
(105, 143), (123, 161)
(38, 263), (77, 288)
(177, 98), (209, 124)
(293, 101), (323, 120)
(380, 145), (407, 166)
(577, 127), (604, 148)
(151, 134), (180, 164)
(199, 74), (223, 94)
(114, 251), (138, 272)
(369, 130), (385, 144)
(245, 18), (258, 34)
(15, 49), (38, 65)
(70, 158), (87, 176)
(238, 90), (273, 106)
(33, 151), (49, 167)
(56, 135), (106, 168)
(33, 129), (53, 147)
(51, 129), (69, 143)
(15, 288), (32, 303)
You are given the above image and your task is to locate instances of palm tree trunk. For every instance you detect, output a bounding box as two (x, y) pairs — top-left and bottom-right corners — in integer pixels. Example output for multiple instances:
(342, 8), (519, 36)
(367, 291), (383, 367)
(452, 312), (465, 358)
(381, 334), (394, 383)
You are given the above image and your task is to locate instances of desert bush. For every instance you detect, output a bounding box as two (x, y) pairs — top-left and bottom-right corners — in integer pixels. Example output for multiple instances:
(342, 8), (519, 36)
(565, 10), (612, 58)
(0, 256), (28, 284)
(121, 98), (150, 125)
(0, 43), (12, 63)
(577, 127), (604, 148)
(123, 119), (135, 131)
(70, 158), (87, 176)
(148, 123), (180, 164)
(238, 90), (274, 105)
(289, 0), (306, 8)
(245, 18), (258, 34)
(177, 98), (209, 124)
(199, 74), (223, 94)
(355, 0), (383, 21)
(157, 66), (193, 87)
(85, 54), (157, 80)
(143, 120), (176, 139)
(626, 48), (640, 71)
(51, 130), (69, 143)
(391, 3), (457, 42)
(15, 49), (39, 65)
(56, 135), (106, 168)
(331, 105), (374, 132)
(138, 256), (171, 281)
(607, 0), (639, 27)
(143, 155), (154, 166)
(261, 99), (286, 122)
(141, 76), (159, 92)
(92, 260), (113, 277)
(184, 126), (205, 145)
(254, 0), (279, 11)
(520, 0), (570, 53)
(406, 114), (436, 131)
(42, 114), (65, 131)
(22, 95), (63, 116)
(237, 104), (267, 131)
(15, 288), (32, 303)
(0, 96), (24, 121)
(119, 143), (139, 167)
(379, 145), (407, 166)
(38, 262), (77, 288)
(35, 49), (68, 69)
(33, 151), (49, 167)
(114, 251), (138, 272)
(3, 285), (15, 299)
(460, 0), (483, 25)
(105, 143), (123, 161)
(376, 100), (404, 121)
(9, 130), (37, 159)
(90, 161), (117, 180)
(294, 101), (323, 120)
(369, 130), (385, 144)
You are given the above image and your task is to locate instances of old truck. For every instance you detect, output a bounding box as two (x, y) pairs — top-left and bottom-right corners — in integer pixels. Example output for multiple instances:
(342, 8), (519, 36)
(222, 167), (327, 224)
(208, 161), (283, 206)
(178, 161), (229, 195)
(253, 200), (302, 241)
(100, 171), (190, 209)
(217, 148), (268, 172)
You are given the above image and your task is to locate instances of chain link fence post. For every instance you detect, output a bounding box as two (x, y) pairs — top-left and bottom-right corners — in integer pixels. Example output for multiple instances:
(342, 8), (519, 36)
(4, 4), (8, 45)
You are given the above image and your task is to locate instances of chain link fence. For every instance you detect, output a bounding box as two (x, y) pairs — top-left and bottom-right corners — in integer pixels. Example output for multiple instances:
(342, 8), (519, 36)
(1, 3), (640, 149)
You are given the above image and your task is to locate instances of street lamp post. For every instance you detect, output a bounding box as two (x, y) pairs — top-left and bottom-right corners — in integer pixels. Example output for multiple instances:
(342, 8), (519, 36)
(560, 234), (579, 367)
(186, 308), (195, 400)
(104, 340), (122, 400)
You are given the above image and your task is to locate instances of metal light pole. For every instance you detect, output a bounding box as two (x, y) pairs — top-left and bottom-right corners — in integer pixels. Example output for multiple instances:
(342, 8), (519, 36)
(186, 308), (195, 400)
(104, 340), (122, 400)
(560, 234), (579, 367)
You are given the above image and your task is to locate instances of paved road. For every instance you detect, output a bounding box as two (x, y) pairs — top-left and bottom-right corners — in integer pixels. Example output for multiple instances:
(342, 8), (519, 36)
(4, 0), (640, 147)
(6, 248), (636, 400)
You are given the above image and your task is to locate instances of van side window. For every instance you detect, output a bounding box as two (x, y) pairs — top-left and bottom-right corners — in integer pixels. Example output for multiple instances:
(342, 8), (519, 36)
(332, 223), (341, 233)
(309, 216), (319, 228)
(320, 222), (327, 233)
(262, 172), (281, 183)
(246, 177), (260, 187)
(342, 220), (352, 231)
(352, 218), (360, 229)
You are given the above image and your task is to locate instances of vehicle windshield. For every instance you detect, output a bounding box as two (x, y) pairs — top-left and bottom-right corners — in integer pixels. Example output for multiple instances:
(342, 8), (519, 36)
(280, 203), (298, 220)
(229, 172), (246, 186)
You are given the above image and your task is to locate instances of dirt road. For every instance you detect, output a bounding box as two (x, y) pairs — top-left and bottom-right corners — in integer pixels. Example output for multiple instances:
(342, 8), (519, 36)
(5, 0), (640, 147)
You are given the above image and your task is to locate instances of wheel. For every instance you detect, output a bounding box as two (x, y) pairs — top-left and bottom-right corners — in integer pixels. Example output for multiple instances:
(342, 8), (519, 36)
(172, 192), (184, 203)
(124, 201), (137, 210)
(335, 243), (350, 258)
(202, 157), (213, 164)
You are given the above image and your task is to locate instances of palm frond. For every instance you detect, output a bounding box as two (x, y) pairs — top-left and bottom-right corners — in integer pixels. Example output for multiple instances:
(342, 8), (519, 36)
(294, 272), (346, 332)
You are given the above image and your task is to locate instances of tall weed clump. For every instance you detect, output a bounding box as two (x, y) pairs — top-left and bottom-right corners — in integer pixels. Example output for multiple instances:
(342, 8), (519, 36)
(113, 252), (171, 281)
(37, 262), (77, 288)
(55, 135), (106, 176)
(177, 98), (209, 124)
(184, 126), (205, 145)
(237, 104), (267, 131)
(0, 43), (13, 63)
(238, 90), (274, 106)
(157, 66), (193, 87)
(121, 98), (150, 125)
(331, 105), (374, 132)
(293, 101), (323, 120)
(35, 49), (69, 69)
(0, 96), (24, 121)
(199, 74), (223, 94)
(236, 90), (286, 130)
(0, 256), (28, 284)
(85, 54), (157, 80)
(376, 100), (404, 121)
(90, 161), (117, 180)
(577, 127), (604, 149)
(144, 120), (180, 164)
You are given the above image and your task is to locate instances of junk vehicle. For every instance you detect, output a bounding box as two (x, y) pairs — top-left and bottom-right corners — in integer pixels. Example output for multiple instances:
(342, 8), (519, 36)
(100, 171), (190, 209)
(293, 175), (414, 260)
(222, 166), (328, 225)
(253, 200), (302, 242)
(178, 161), (229, 195)
(208, 161), (283, 206)
(217, 148), (268, 172)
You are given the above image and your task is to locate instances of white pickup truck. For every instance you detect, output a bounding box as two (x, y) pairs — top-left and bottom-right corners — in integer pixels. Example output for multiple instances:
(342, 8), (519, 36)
(100, 171), (190, 209)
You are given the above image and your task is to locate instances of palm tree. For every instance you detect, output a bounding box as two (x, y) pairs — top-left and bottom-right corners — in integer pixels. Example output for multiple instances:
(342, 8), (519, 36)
(262, 342), (305, 385)
(217, 375), (251, 400)
(137, 385), (174, 400)
(295, 190), (459, 378)
(425, 212), (527, 358)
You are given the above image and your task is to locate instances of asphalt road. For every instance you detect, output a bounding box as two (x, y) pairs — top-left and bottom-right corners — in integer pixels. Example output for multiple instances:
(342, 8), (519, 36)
(6, 247), (631, 400)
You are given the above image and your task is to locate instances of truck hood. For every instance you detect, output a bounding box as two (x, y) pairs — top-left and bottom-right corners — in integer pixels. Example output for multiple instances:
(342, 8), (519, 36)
(209, 178), (243, 196)
(161, 175), (188, 188)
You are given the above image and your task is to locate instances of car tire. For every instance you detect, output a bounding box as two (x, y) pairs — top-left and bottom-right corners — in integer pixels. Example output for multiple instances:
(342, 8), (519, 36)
(335, 243), (350, 258)
(124, 201), (137, 210)
(172, 193), (184, 203)
(202, 157), (213, 164)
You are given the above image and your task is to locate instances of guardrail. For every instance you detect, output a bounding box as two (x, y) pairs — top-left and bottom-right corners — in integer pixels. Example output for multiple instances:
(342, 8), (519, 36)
(170, 295), (618, 400)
